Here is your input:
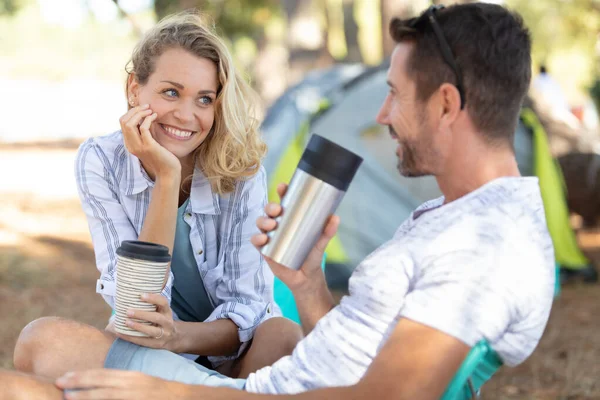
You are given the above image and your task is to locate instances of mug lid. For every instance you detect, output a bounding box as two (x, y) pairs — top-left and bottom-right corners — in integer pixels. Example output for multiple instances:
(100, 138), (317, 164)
(116, 240), (171, 263)
(298, 134), (363, 191)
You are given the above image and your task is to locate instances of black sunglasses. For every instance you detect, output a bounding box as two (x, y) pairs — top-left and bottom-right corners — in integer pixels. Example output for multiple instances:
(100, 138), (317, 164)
(410, 5), (466, 109)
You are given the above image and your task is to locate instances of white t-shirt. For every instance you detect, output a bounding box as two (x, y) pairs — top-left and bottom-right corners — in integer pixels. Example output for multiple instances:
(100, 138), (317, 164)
(245, 177), (555, 394)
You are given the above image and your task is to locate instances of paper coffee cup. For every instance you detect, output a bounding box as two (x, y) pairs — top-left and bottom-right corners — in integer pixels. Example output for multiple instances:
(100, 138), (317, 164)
(114, 241), (171, 337)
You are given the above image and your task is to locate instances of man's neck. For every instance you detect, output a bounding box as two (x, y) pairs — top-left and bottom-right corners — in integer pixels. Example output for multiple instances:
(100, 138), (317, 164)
(435, 147), (521, 204)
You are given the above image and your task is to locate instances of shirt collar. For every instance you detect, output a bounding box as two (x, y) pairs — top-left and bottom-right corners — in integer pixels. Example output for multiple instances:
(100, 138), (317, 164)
(189, 167), (221, 215)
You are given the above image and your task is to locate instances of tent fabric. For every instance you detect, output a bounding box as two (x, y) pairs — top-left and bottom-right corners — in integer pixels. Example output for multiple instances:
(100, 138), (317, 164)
(521, 108), (590, 268)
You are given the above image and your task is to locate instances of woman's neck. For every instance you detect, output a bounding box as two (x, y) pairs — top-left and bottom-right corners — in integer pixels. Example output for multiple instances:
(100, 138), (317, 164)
(178, 155), (196, 207)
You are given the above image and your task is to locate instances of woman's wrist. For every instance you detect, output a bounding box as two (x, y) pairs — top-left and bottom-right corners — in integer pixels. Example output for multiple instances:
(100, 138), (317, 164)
(170, 320), (186, 353)
(155, 169), (181, 188)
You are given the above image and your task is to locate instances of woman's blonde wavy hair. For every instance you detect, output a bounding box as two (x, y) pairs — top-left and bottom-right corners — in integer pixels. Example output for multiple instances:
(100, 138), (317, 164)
(125, 11), (266, 194)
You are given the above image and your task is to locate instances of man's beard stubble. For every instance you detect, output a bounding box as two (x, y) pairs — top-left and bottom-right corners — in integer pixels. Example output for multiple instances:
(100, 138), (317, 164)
(390, 125), (433, 178)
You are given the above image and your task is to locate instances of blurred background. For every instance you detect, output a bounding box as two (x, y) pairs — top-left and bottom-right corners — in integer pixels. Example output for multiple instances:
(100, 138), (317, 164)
(1, 0), (600, 398)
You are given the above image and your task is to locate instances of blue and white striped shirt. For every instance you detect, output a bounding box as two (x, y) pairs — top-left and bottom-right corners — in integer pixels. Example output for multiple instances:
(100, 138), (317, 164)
(75, 131), (279, 356)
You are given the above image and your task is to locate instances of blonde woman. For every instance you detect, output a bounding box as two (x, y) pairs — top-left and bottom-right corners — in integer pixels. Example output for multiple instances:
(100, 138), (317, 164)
(13, 11), (301, 380)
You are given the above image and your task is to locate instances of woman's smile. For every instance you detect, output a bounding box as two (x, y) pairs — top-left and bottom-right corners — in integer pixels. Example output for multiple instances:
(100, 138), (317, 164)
(158, 123), (197, 141)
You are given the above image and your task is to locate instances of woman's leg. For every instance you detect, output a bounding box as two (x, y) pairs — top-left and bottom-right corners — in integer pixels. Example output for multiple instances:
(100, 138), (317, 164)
(13, 316), (115, 379)
(0, 370), (63, 400)
(230, 316), (303, 378)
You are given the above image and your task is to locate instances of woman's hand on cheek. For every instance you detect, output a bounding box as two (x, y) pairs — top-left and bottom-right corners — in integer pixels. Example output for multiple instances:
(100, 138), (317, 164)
(119, 105), (181, 182)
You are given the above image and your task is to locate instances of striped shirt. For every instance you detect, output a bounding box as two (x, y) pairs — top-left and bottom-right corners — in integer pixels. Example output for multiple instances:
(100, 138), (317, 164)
(246, 177), (555, 393)
(75, 131), (279, 362)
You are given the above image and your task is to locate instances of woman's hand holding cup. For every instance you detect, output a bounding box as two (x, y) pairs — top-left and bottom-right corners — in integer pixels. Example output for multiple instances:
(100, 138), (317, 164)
(116, 293), (180, 352)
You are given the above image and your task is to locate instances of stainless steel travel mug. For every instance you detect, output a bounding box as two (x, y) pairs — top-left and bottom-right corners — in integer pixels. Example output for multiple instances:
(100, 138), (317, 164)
(261, 134), (363, 270)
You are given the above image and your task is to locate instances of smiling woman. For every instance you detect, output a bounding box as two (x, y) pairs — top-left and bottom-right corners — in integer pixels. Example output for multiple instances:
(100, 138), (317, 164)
(12, 11), (302, 384)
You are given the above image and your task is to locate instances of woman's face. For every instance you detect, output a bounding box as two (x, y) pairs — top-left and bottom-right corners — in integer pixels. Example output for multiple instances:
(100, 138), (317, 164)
(129, 47), (218, 162)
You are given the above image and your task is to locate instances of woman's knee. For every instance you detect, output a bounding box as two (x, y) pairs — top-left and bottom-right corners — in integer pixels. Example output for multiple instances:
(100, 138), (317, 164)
(13, 317), (114, 377)
(253, 317), (303, 355)
(14, 316), (63, 372)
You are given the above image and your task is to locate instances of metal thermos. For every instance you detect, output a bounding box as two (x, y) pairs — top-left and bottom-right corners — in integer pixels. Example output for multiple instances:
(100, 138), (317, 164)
(260, 134), (363, 270)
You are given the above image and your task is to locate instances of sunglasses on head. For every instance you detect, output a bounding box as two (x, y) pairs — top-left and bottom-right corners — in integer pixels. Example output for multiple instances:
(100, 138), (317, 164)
(409, 5), (466, 109)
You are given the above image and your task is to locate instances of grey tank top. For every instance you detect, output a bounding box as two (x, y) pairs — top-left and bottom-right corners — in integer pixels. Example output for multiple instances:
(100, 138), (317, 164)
(170, 198), (214, 322)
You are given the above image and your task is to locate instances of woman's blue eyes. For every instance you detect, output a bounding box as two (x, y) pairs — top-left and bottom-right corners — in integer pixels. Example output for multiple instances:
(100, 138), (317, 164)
(199, 96), (213, 105)
(161, 89), (213, 106)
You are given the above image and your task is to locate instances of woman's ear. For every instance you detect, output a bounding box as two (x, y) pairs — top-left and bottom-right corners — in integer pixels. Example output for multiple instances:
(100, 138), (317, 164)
(127, 73), (139, 108)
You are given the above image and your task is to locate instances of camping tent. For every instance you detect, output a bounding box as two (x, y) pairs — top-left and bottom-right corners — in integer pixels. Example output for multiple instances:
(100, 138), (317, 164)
(261, 63), (589, 290)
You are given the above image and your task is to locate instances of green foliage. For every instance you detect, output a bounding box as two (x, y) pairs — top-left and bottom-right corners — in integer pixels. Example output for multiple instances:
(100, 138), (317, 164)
(0, 0), (23, 16)
(154, 0), (282, 40)
(507, 0), (600, 101)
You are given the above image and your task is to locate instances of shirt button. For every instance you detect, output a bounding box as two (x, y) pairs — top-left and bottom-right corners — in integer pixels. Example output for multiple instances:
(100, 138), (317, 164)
(198, 249), (203, 255)
(185, 213), (192, 218)
(100, 283), (104, 290)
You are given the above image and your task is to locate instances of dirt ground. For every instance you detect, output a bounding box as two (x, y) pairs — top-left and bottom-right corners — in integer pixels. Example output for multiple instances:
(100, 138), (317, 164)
(0, 146), (599, 399)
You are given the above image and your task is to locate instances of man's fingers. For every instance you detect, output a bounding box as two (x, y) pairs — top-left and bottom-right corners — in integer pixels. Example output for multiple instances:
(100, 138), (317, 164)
(314, 215), (340, 253)
(256, 216), (277, 232)
(56, 369), (123, 390)
(276, 183), (288, 200)
(264, 203), (282, 218)
(251, 233), (268, 248)
(63, 387), (121, 399)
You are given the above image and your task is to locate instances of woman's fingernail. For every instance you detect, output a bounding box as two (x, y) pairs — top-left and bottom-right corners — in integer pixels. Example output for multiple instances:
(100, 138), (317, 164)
(141, 293), (149, 300)
(126, 319), (134, 327)
(142, 104), (149, 108)
(127, 310), (134, 317)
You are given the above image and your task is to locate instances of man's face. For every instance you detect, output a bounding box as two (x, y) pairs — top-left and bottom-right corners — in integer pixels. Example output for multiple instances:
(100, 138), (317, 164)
(376, 43), (440, 177)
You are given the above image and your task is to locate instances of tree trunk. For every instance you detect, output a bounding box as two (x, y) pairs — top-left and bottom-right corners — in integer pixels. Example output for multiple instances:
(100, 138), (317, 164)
(342, 0), (362, 63)
(284, 0), (334, 85)
(380, 0), (411, 58)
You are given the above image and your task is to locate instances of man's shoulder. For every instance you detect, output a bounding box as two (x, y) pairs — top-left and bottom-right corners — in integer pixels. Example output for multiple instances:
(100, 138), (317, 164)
(407, 179), (551, 267)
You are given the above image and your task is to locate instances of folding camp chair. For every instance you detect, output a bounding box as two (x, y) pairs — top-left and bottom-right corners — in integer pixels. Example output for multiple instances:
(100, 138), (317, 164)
(441, 340), (503, 400)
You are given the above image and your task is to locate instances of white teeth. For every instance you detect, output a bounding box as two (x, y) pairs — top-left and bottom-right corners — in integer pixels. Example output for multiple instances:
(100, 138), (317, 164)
(163, 125), (194, 138)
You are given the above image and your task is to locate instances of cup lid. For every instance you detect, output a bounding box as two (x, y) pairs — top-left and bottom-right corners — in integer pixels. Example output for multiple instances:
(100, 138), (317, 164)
(116, 241), (171, 263)
(297, 134), (363, 191)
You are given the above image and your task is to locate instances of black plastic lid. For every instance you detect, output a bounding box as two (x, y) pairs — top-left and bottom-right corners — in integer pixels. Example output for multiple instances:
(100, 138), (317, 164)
(116, 240), (171, 263)
(297, 134), (363, 191)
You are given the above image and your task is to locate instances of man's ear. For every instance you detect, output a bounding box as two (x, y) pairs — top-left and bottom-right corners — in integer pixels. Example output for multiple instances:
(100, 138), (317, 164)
(438, 82), (462, 127)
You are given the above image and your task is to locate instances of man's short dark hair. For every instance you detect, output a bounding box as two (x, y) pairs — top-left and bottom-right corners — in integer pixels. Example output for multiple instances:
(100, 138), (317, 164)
(390, 3), (531, 145)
